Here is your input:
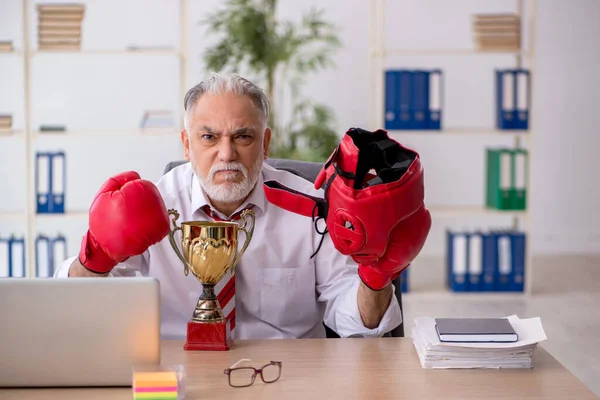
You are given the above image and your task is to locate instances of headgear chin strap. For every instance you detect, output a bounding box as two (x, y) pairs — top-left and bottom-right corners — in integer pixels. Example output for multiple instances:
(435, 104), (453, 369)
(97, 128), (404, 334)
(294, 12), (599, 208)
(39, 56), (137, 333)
(263, 127), (430, 265)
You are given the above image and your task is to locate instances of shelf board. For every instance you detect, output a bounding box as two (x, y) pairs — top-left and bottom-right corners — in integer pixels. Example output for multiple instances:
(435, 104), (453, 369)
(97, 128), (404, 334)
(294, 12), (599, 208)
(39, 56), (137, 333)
(388, 128), (529, 137)
(33, 128), (181, 138)
(428, 206), (527, 218)
(0, 50), (23, 56)
(0, 211), (26, 219)
(373, 49), (531, 57)
(35, 211), (88, 219)
(3, 129), (180, 137)
(403, 288), (527, 298)
(30, 49), (182, 57)
(0, 129), (25, 136)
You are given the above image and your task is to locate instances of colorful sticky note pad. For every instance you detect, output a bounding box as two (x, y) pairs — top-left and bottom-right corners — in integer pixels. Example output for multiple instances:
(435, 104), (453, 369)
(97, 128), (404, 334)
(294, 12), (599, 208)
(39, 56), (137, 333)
(135, 393), (178, 400)
(133, 371), (179, 400)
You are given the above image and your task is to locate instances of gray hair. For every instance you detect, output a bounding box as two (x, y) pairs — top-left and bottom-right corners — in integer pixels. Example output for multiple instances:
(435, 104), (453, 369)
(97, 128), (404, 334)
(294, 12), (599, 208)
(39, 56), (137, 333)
(183, 73), (270, 132)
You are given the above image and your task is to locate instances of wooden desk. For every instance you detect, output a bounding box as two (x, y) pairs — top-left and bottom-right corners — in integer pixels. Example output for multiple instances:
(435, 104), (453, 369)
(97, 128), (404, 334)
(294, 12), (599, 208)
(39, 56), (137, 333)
(1, 338), (596, 399)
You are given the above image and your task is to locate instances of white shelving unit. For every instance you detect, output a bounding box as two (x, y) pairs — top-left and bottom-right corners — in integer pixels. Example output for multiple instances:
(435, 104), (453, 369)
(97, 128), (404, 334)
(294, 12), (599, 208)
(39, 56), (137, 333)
(31, 128), (181, 138)
(368, 0), (536, 294)
(0, 0), (189, 278)
(385, 128), (530, 137)
(30, 49), (183, 56)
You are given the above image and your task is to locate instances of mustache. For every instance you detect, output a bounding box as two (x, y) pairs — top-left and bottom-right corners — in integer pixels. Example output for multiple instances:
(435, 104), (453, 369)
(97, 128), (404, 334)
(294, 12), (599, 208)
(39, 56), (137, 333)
(208, 162), (248, 180)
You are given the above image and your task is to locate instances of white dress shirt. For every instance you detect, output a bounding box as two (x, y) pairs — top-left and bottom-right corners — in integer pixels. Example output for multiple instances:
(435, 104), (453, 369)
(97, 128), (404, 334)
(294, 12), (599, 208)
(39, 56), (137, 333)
(55, 162), (402, 340)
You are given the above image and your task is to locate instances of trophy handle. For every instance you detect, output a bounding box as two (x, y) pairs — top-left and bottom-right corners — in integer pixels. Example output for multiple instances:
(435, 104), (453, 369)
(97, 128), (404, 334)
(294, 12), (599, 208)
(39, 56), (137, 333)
(167, 209), (191, 276)
(229, 209), (256, 276)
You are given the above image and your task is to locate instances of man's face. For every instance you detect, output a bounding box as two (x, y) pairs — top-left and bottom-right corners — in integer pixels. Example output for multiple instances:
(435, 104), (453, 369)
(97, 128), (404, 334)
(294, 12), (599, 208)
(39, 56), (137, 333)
(181, 93), (271, 203)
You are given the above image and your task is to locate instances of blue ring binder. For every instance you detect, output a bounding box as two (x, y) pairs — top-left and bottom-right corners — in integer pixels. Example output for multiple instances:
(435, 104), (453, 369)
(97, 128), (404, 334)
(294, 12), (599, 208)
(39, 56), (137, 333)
(35, 151), (66, 214)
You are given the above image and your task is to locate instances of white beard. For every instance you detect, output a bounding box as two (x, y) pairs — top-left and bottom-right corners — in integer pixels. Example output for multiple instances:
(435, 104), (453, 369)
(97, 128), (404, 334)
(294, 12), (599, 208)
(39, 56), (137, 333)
(193, 150), (263, 204)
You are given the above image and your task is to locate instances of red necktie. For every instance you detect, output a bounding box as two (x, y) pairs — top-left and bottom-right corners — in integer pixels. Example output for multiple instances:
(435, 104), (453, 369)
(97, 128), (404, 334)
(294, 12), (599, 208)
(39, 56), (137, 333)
(201, 205), (254, 222)
(200, 204), (255, 333)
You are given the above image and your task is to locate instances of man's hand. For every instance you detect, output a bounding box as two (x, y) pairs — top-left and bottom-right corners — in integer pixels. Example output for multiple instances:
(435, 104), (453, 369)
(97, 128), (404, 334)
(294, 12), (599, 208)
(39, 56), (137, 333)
(357, 281), (393, 329)
(356, 205), (430, 291)
(69, 259), (109, 277)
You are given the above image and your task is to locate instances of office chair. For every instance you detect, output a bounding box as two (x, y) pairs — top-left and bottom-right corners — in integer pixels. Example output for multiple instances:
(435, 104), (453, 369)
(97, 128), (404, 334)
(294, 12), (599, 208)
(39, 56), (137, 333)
(163, 159), (405, 338)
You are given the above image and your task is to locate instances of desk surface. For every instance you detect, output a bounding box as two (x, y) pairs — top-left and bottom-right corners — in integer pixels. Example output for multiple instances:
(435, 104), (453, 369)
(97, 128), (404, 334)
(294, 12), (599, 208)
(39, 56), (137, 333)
(1, 338), (597, 399)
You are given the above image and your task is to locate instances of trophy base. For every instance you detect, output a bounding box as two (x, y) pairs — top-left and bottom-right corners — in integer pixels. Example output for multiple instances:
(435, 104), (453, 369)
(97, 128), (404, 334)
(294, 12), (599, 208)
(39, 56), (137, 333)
(184, 319), (233, 351)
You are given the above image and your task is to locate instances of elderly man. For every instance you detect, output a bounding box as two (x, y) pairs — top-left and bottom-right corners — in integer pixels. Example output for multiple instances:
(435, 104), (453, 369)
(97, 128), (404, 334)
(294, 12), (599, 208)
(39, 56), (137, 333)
(55, 73), (411, 340)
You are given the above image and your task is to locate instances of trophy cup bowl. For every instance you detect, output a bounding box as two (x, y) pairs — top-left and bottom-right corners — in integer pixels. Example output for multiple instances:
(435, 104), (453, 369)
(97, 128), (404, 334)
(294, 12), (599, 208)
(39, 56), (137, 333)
(167, 208), (255, 351)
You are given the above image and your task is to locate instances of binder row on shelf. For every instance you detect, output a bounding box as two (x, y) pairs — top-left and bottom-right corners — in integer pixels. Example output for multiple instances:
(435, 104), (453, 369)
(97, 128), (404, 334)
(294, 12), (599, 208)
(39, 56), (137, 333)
(384, 68), (531, 131)
(384, 69), (443, 130)
(36, 235), (67, 278)
(486, 148), (528, 210)
(0, 234), (67, 278)
(36, 151), (66, 214)
(400, 267), (409, 293)
(0, 236), (25, 278)
(496, 69), (530, 130)
(446, 229), (526, 292)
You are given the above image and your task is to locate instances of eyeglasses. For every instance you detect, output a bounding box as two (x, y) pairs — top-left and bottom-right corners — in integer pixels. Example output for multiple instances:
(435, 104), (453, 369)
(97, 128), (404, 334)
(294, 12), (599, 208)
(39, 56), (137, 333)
(223, 359), (282, 388)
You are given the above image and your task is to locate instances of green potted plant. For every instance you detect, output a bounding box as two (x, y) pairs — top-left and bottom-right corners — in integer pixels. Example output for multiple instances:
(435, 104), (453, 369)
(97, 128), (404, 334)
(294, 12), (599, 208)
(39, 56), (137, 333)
(199, 0), (342, 161)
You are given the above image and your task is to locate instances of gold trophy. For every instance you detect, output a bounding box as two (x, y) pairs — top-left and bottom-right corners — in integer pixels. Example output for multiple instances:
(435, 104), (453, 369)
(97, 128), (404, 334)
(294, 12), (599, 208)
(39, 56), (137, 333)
(167, 208), (255, 351)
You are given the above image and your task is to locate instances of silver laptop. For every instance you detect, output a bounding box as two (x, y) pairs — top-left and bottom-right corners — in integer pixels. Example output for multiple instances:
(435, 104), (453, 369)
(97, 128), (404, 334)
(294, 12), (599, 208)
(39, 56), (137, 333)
(0, 277), (161, 387)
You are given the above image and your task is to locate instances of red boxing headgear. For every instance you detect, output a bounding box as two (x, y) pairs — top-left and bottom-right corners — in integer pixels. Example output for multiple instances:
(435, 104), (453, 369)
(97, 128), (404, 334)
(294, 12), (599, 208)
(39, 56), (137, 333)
(263, 127), (431, 270)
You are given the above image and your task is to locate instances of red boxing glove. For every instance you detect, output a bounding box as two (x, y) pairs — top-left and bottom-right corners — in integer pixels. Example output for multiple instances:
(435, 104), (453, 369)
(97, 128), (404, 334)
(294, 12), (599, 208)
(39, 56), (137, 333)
(79, 171), (170, 274)
(356, 206), (431, 291)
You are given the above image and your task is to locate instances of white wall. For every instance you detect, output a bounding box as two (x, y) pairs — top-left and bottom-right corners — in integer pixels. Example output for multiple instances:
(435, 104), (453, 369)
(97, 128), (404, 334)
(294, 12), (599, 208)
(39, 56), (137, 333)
(1, 0), (599, 264)
(529, 0), (600, 254)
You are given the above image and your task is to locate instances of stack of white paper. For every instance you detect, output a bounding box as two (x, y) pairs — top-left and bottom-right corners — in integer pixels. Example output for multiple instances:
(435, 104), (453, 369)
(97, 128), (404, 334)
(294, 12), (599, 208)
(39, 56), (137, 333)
(411, 315), (548, 369)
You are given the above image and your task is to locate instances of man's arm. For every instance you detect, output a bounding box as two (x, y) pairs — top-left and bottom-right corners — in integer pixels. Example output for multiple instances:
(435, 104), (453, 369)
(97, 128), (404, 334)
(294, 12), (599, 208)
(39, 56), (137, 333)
(357, 281), (393, 329)
(54, 254), (148, 278)
(68, 259), (109, 277)
(314, 232), (402, 337)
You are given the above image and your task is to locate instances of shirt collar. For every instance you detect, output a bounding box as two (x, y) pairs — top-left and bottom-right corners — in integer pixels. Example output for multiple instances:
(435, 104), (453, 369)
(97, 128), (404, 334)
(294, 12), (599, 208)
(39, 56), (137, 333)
(191, 167), (267, 219)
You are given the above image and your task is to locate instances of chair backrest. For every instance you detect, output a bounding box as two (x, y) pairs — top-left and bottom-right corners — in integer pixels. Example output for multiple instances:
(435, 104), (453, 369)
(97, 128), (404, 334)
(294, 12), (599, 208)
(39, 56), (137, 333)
(163, 159), (404, 338)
